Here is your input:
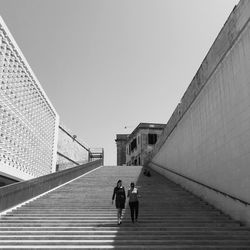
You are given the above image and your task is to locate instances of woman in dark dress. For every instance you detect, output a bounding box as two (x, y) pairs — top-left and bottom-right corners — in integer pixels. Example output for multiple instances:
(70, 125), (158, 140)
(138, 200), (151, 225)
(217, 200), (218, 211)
(112, 180), (126, 225)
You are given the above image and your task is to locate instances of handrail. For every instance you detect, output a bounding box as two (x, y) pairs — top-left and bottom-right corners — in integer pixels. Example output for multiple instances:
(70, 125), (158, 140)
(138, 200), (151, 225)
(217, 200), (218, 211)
(150, 161), (250, 206)
(57, 152), (80, 166)
(89, 148), (104, 165)
(59, 125), (90, 152)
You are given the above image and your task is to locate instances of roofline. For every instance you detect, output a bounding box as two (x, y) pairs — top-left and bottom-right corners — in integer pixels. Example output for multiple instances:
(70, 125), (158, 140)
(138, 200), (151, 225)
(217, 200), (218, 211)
(115, 134), (129, 142)
(127, 123), (165, 141)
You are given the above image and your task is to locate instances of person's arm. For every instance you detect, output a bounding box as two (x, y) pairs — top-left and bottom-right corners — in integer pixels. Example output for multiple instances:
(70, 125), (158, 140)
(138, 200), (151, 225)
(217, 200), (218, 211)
(127, 189), (130, 198)
(137, 189), (141, 198)
(112, 187), (116, 204)
(123, 188), (126, 202)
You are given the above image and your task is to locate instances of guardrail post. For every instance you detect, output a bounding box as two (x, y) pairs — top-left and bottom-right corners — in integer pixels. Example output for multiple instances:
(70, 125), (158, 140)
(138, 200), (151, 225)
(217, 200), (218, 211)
(102, 148), (104, 166)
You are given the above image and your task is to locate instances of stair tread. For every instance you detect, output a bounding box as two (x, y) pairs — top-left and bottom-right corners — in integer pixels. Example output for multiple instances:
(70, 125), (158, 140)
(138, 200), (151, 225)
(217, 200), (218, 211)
(1, 165), (250, 248)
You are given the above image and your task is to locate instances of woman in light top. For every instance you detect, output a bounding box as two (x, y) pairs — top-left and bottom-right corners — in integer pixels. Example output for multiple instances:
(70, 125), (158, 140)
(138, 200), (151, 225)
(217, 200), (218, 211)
(112, 180), (126, 225)
(127, 182), (139, 223)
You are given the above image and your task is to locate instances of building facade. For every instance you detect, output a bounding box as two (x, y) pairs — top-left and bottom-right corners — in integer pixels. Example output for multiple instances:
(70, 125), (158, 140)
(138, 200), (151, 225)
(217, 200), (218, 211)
(115, 134), (129, 165)
(56, 124), (89, 171)
(0, 17), (59, 181)
(126, 123), (165, 166)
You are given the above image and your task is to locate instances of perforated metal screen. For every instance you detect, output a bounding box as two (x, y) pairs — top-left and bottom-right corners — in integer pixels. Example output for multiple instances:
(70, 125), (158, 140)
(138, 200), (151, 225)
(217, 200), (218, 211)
(0, 17), (59, 180)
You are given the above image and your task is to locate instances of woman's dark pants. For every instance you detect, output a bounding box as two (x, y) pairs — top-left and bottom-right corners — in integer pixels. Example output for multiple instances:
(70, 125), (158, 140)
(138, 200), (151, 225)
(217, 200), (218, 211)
(129, 201), (139, 223)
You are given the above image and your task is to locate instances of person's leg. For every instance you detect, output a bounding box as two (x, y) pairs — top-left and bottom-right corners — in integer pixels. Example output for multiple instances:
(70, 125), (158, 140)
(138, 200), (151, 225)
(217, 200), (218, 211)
(119, 209), (122, 222)
(129, 202), (134, 222)
(130, 202), (135, 223)
(118, 208), (123, 224)
(135, 201), (139, 222)
(117, 209), (120, 224)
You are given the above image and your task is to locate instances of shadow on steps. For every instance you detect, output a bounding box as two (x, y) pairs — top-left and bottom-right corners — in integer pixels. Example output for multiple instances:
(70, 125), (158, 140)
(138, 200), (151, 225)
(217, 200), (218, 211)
(109, 166), (250, 248)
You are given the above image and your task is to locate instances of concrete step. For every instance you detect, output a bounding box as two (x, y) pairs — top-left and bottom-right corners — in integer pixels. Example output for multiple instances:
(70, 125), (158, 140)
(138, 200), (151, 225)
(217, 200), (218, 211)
(0, 216), (234, 221)
(1, 226), (249, 231)
(1, 231), (250, 237)
(1, 235), (250, 240)
(0, 247), (249, 250)
(0, 165), (250, 249)
(1, 239), (250, 246)
(2, 216), (229, 220)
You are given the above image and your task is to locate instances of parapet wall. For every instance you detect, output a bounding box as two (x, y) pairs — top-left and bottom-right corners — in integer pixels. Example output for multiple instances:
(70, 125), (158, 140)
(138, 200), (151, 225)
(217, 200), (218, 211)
(149, 0), (250, 225)
(56, 124), (89, 171)
(0, 159), (102, 213)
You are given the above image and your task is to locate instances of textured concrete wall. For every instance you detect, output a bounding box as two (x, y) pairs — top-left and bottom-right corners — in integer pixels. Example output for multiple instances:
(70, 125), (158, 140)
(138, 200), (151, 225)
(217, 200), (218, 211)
(56, 124), (89, 171)
(150, 0), (250, 225)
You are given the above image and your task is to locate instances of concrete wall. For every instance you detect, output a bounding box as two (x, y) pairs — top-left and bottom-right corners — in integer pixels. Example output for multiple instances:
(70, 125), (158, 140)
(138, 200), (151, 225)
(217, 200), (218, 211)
(0, 159), (102, 213)
(56, 124), (89, 171)
(149, 0), (250, 225)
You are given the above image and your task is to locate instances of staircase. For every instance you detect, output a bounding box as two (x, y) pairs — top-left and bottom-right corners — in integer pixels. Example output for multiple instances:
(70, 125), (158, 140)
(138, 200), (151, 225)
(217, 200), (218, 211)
(0, 165), (250, 249)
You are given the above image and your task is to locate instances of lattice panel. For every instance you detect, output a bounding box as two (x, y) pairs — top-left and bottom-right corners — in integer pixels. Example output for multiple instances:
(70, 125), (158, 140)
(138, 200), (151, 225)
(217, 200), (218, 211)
(0, 19), (58, 179)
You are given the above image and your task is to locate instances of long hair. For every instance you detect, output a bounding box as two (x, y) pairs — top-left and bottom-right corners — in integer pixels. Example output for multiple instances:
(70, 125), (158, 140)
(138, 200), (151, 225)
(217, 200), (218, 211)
(116, 179), (122, 187)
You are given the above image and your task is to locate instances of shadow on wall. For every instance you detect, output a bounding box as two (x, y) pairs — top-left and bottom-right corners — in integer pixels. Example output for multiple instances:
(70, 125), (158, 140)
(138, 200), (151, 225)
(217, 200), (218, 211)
(0, 175), (18, 187)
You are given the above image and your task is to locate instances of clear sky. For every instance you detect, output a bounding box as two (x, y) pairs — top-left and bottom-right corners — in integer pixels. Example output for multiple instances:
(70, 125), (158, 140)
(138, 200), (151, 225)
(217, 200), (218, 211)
(0, 0), (239, 165)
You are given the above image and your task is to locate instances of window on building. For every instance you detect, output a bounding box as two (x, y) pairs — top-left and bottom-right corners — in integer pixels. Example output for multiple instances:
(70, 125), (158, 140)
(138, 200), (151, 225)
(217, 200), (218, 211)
(127, 144), (131, 155)
(130, 138), (137, 151)
(148, 133), (157, 145)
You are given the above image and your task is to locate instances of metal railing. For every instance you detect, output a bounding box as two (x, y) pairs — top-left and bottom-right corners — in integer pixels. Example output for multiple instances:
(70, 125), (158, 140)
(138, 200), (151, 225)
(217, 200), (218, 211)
(57, 126), (105, 169)
(57, 152), (80, 166)
(88, 148), (104, 165)
(59, 125), (90, 152)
